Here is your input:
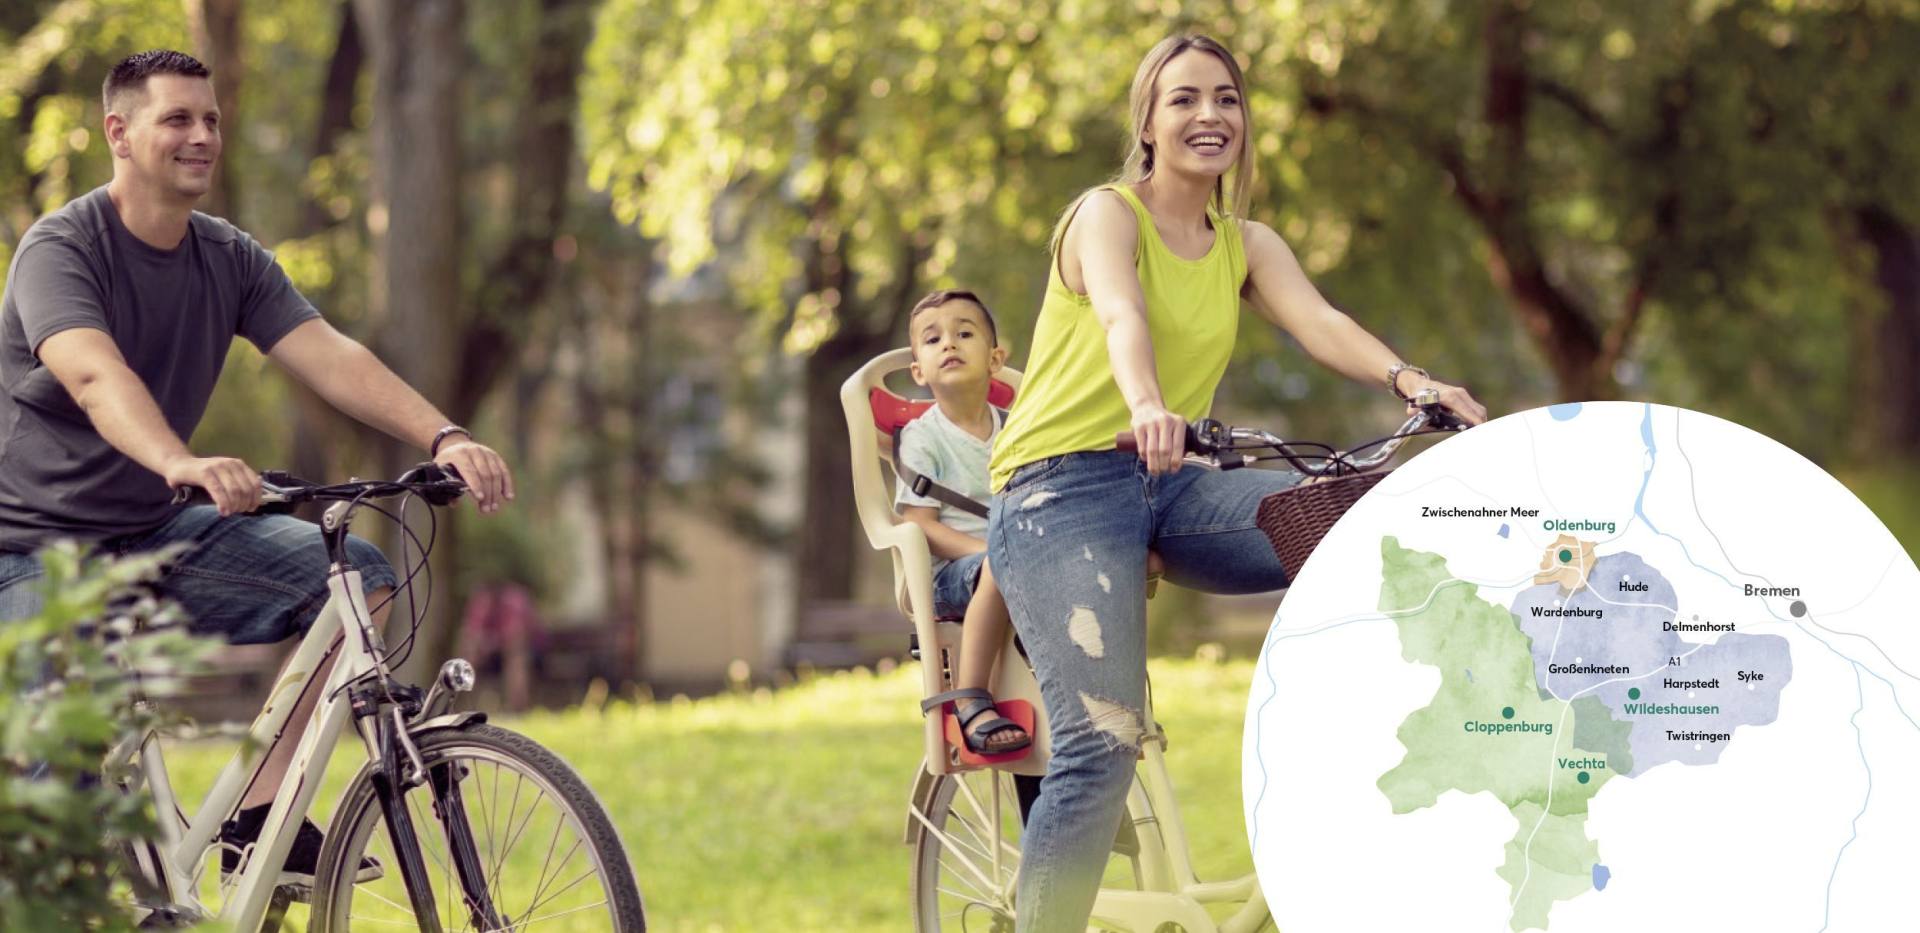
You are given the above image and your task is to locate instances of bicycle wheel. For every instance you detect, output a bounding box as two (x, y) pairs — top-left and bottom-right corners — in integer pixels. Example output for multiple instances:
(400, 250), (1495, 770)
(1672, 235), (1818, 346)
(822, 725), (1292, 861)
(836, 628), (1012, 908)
(909, 765), (1146, 932)
(311, 723), (644, 932)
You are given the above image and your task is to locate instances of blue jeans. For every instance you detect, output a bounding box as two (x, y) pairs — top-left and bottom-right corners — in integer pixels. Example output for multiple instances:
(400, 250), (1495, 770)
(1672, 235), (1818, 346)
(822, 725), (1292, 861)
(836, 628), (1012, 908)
(0, 506), (395, 643)
(932, 551), (988, 620)
(987, 451), (1298, 931)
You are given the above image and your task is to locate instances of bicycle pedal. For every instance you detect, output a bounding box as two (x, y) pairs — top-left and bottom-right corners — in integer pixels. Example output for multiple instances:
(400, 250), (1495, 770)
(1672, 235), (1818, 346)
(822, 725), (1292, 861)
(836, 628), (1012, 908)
(273, 881), (313, 905)
(136, 907), (199, 928)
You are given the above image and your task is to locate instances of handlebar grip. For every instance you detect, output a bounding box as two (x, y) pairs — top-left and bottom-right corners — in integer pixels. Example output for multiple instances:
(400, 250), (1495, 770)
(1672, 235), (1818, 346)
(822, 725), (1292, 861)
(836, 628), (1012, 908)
(398, 461), (467, 506)
(1117, 420), (1222, 455)
(170, 477), (298, 513)
(170, 485), (213, 506)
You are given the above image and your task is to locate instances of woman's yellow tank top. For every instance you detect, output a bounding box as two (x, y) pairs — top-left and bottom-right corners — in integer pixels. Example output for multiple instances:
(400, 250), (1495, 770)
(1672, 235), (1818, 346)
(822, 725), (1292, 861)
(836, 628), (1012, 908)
(989, 185), (1247, 490)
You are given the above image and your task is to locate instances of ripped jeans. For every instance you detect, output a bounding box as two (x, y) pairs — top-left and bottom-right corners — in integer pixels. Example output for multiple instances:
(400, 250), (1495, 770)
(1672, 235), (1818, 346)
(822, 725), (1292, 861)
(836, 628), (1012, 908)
(987, 450), (1298, 932)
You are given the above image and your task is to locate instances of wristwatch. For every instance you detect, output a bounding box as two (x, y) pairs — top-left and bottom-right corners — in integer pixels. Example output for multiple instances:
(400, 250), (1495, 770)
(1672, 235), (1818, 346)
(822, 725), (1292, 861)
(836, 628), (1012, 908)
(1386, 363), (1429, 401)
(430, 425), (473, 457)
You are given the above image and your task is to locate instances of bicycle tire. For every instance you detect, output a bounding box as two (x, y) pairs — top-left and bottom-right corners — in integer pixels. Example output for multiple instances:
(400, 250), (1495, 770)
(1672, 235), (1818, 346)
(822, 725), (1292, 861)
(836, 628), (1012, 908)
(310, 722), (644, 932)
(909, 765), (1146, 932)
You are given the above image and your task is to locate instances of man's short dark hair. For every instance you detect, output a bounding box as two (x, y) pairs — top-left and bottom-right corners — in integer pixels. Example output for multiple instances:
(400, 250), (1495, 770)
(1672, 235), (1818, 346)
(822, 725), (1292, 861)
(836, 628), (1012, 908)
(909, 289), (999, 347)
(102, 50), (211, 115)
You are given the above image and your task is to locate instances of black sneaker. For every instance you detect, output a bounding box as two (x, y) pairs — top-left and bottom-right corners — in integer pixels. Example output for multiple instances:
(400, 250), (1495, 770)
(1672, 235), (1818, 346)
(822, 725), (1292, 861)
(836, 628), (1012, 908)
(219, 805), (383, 887)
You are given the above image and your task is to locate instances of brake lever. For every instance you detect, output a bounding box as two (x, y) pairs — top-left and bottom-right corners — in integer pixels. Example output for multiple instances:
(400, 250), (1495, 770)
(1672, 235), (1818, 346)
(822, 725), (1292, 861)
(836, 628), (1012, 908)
(399, 461), (468, 506)
(1410, 388), (1472, 433)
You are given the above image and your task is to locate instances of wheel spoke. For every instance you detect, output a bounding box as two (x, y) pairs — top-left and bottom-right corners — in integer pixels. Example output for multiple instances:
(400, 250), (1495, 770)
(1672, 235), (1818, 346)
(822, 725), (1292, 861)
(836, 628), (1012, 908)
(911, 803), (1003, 896)
(950, 773), (1023, 862)
(328, 731), (632, 932)
(491, 770), (526, 885)
(352, 882), (420, 919)
(918, 770), (1043, 931)
(498, 786), (550, 879)
(523, 862), (598, 920)
(514, 897), (612, 926)
(525, 833), (585, 921)
(482, 761), (504, 917)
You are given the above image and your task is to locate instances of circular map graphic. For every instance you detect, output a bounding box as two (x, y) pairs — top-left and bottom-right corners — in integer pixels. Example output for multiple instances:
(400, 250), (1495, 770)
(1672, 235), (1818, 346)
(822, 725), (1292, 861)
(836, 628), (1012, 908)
(1243, 403), (1920, 932)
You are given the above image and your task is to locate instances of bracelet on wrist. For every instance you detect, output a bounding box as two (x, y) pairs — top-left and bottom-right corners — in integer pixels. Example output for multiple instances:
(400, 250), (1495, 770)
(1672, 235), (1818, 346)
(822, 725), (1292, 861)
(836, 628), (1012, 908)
(1386, 363), (1430, 402)
(430, 425), (473, 458)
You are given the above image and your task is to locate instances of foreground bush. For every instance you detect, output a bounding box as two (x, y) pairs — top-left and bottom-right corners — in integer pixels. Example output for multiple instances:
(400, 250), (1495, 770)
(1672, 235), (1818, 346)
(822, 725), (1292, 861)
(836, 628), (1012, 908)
(0, 543), (204, 930)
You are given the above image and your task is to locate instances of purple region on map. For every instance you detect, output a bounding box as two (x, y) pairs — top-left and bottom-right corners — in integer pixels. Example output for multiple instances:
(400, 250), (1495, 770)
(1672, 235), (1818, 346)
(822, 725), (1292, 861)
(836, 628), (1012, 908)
(1510, 551), (1791, 776)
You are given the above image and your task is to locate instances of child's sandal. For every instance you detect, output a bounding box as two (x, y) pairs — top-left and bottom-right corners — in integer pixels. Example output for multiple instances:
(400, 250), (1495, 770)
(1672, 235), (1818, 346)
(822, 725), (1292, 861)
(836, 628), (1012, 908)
(921, 687), (1033, 755)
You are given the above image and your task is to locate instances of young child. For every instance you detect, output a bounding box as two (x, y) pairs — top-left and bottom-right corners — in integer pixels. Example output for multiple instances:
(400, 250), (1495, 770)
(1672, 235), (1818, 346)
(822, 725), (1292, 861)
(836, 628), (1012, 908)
(894, 289), (1030, 754)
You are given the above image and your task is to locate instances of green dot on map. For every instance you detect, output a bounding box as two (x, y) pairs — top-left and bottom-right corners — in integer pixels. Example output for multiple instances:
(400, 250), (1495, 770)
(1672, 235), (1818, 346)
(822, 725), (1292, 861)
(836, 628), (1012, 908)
(1577, 771), (1591, 784)
(1559, 549), (1573, 563)
(1501, 706), (1515, 719)
(1628, 687), (1641, 700)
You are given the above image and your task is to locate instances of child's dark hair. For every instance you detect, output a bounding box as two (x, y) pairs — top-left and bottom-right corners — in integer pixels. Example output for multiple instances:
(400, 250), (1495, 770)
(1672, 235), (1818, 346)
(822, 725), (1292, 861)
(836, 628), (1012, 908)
(908, 289), (999, 346)
(103, 50), (211, 114)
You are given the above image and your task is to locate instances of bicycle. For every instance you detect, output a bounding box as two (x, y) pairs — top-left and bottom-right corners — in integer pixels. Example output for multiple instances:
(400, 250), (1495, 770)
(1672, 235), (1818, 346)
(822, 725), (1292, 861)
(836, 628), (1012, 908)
(842, 348), (1466, 932)
(103, 464), (645, 932)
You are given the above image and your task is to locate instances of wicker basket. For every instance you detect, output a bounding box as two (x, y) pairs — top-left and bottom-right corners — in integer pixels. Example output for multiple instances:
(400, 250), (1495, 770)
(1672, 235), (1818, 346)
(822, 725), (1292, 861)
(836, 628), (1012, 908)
(1256, 470), (1390, 578)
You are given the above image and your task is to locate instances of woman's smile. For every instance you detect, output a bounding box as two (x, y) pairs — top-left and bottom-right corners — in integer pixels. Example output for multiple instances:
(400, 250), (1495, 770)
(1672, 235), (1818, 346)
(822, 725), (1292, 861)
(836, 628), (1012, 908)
(1184, 131), (1230, 157)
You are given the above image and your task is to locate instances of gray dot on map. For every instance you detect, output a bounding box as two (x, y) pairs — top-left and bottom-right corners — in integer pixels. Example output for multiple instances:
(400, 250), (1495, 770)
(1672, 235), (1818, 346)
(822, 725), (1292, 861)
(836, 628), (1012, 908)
(1790, 600), (1807, 618)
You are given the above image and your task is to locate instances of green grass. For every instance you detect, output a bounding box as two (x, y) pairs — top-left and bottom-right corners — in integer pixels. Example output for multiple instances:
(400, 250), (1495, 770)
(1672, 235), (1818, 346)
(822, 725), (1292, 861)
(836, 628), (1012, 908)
(162, 656), (1260, 931)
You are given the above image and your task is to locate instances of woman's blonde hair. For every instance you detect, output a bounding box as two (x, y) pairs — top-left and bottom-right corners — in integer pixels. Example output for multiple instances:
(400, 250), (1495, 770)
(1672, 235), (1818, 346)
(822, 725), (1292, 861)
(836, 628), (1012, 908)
(1052, 34), (1256, 255)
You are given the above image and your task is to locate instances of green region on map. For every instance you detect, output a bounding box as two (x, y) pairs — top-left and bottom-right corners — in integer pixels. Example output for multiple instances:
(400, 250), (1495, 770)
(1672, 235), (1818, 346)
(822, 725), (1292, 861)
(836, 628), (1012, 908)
(1376, 537), (1625, 930)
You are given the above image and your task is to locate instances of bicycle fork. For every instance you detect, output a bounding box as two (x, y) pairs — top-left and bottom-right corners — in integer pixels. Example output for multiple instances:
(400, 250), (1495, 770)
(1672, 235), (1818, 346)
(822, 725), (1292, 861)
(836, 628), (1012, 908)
(357, 685), (506, 932)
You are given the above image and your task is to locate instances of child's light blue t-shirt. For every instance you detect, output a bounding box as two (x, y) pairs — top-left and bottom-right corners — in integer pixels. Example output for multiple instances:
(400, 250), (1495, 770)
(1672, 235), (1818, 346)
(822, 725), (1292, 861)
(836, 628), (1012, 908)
(893, 403), (1005, 574)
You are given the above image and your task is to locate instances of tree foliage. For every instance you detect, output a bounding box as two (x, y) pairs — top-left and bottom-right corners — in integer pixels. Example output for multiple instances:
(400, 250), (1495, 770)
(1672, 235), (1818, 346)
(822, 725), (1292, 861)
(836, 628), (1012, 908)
(2, 0), (1916, 668)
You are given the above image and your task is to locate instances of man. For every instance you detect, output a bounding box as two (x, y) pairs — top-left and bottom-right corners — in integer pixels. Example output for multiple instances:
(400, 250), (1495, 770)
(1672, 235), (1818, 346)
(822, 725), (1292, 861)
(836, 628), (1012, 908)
(0, 50), (514, 886)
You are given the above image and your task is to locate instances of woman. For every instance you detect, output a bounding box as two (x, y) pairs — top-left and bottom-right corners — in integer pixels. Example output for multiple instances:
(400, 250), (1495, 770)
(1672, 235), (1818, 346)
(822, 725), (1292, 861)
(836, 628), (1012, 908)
(985, 34), (1488, 930)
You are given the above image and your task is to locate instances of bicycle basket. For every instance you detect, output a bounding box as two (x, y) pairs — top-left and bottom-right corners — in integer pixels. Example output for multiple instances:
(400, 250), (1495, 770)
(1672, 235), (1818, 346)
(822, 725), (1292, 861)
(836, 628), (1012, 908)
(1256, 471), (1389, 577)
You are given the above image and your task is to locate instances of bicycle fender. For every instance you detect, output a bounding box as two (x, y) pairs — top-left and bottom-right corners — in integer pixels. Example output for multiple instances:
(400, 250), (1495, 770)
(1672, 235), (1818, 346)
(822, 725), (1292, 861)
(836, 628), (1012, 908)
(407, 711), (488, 736)
(904, 758), (941, 844)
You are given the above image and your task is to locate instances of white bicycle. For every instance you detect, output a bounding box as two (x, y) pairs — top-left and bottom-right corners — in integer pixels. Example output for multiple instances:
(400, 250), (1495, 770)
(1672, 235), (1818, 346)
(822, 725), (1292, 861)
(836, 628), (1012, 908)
(845, 346), (1466, 931)
(105, 464), (645, 931)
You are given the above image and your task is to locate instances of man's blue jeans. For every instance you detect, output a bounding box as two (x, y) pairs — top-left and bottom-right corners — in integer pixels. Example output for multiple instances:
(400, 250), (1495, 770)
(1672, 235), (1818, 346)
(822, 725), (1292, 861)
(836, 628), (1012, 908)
(987, 450), (1298, 932)
(0, 506), (395, 640)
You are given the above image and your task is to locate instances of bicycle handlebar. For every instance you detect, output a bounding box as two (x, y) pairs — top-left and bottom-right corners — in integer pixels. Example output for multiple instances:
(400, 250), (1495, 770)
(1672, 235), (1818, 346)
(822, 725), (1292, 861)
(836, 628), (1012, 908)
(169, 462), (468, 510)
(1114, 391), (1470, 476)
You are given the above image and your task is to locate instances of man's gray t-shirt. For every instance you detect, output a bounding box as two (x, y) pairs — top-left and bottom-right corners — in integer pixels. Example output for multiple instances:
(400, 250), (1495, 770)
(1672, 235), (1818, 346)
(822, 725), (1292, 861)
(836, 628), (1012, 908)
(0, 185), (319, 552)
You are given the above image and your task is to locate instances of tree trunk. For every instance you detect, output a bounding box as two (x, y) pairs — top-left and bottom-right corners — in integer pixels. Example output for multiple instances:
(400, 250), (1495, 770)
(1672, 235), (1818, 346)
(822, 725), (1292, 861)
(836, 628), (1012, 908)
(288, 0), (368, 495)
(301, 0), (365, 234)
(794, 237), (922, 628)
(621, 276), (655, 686)
(1475, 0), (1606, 400)
(796, 334), (878, 610)
(184, 0), (243, 221)
(355, 0), (466, 682)
(452, 0), (600, 421)
(1857, 206), (1920, 455)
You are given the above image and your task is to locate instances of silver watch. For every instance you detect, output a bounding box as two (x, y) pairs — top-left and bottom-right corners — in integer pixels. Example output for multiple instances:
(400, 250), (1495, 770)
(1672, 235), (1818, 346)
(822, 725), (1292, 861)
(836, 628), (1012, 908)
(1386, 363), (1429, 401)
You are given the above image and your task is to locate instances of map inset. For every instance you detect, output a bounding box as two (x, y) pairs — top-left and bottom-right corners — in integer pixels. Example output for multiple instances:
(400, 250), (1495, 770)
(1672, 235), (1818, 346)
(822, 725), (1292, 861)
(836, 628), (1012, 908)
(1244, 403), (1920, 932)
